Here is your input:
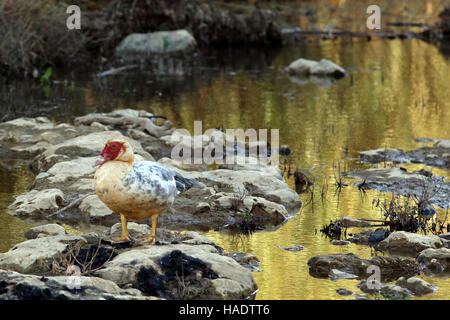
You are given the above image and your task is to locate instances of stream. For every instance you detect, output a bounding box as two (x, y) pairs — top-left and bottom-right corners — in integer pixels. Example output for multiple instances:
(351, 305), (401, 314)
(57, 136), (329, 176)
(0, 37), (449, 299)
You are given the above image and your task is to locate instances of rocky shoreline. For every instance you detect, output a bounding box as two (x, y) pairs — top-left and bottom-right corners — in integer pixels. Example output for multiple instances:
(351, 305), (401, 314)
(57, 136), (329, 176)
(0, 223), (258, 300)
(308, 229), (450, 299)
(0, 109), (301, 231)
(0, 108), (301, 300)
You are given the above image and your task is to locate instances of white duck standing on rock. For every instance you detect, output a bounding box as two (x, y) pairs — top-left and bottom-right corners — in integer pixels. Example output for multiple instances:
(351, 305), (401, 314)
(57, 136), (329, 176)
(94, 138), (204, 244)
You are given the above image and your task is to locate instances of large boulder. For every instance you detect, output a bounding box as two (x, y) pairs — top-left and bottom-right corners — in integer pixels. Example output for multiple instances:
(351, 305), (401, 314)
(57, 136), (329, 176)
(0, 269), (158, 300)
(376, 231), (448, 256)
(0, 234), (85, 275)
(116, 30), (197, 58)
(95, 243), (257, 299)
(8, 189), (64, 217)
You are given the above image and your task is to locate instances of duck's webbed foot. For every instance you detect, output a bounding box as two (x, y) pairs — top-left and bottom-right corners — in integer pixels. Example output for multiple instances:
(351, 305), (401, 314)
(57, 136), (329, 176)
(138, 234), (156, 245)
(110, 234), (132, 243)
(137, 215), (158, 245)
(102, 213), (132, 244)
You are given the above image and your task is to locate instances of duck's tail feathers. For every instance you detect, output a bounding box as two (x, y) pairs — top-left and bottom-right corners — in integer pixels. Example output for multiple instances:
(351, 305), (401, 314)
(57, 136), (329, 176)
(174, 173), (204, 192)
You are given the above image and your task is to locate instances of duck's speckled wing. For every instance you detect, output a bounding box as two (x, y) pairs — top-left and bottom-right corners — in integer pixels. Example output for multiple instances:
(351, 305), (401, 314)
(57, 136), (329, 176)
(124, 161), (203, 201)
(121, 161), (176, 203)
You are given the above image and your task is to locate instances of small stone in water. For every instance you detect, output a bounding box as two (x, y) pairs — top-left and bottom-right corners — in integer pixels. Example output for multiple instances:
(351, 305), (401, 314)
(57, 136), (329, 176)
(278, 245), (305, 251)
(336, 288), (353, 296)
(330, 240), (350, 246)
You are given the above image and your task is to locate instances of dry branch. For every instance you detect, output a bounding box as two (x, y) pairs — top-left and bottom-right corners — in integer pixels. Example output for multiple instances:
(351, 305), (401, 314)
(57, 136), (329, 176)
(47, 193), (95, 218)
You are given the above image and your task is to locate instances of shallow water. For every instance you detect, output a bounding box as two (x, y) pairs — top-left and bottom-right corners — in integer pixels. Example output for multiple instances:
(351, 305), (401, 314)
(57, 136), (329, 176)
(0, 38), (449, 299)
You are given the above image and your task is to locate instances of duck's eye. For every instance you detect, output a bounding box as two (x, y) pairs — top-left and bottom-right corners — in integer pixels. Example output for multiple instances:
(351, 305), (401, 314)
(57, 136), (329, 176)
(111, 144), (117, 149)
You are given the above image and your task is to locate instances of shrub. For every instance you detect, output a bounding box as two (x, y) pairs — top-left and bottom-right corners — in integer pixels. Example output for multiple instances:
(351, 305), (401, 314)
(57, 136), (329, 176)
(0, 0), (91, 76)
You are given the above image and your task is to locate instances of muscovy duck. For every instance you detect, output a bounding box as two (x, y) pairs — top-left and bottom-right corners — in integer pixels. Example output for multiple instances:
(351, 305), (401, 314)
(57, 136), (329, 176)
(94, 138), (203, 244)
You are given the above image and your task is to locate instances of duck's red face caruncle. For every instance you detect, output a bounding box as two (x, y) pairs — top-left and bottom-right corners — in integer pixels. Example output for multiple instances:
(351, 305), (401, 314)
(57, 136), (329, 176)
(95, 142), (124, 166)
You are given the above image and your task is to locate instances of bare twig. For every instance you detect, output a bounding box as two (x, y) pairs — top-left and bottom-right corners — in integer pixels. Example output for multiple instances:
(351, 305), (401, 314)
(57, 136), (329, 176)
(47, 193), (95, 218)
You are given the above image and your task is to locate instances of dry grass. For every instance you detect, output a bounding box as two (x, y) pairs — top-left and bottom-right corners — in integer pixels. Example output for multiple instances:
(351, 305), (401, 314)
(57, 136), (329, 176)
(0, 0), (91, 76)
(48, 239), (115, 276)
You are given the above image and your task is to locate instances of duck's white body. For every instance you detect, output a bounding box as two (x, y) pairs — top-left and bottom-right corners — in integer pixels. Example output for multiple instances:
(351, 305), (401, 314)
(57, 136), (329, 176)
(94, 160), (178, 220)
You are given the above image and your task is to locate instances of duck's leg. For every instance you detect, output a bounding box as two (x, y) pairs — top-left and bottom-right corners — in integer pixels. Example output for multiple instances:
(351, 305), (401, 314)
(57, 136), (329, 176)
(111, 214), (131, 243)
(140, 215), (158, 244)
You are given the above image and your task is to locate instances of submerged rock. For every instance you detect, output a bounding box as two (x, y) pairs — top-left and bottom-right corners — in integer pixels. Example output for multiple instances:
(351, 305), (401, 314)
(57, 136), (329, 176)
(307, 253), (367, 279)
(359, 148), (407, 163)
(350, 293), (371, 300)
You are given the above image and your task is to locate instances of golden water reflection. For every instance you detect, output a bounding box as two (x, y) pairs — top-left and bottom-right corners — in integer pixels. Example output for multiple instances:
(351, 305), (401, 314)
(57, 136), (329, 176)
(0, 165), (34, 253)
